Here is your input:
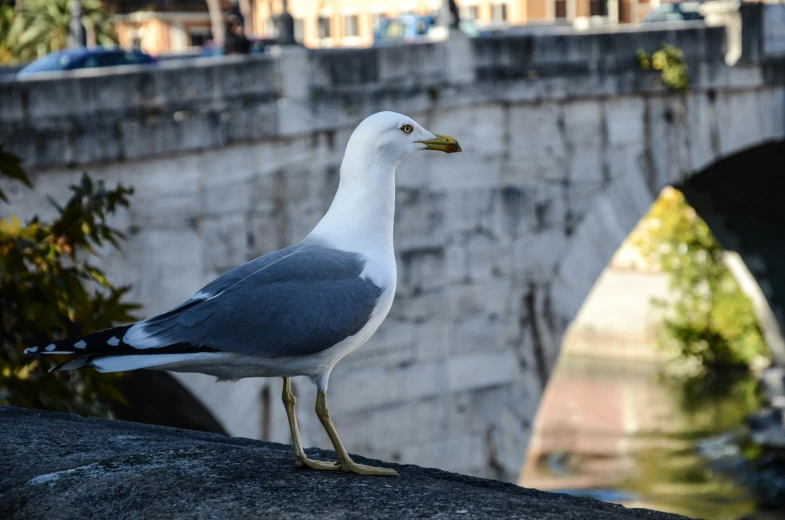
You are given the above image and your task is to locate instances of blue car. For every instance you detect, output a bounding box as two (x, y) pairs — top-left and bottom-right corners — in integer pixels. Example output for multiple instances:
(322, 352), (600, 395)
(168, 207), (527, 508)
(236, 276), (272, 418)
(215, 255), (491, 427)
(643, 2), (704, 22)
(373, 15), (483, 46)
(198, 38), (278, 57)
(17, 47), (156, 78)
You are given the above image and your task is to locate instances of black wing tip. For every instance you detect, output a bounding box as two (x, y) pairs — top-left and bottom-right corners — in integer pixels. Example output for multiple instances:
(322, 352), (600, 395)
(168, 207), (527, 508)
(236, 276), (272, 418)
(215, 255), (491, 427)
(23, 342), (74, 356)
(22, 324), (135, 357)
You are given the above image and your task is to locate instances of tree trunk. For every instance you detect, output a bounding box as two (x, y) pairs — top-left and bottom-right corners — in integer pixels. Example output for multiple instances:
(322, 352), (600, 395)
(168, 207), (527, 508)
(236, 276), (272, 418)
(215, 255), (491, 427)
(205, 0), (225, 42)
(68, 0), (83, 48)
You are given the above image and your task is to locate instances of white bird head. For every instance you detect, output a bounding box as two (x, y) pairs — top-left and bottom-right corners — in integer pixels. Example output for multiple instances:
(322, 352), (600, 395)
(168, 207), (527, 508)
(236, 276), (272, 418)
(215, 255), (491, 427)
(344, 111), (462, 168)
(311, 111), (461, 255)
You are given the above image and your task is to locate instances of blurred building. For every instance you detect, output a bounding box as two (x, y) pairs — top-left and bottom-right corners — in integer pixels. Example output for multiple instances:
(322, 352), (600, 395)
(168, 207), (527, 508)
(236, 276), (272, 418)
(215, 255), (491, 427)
(111, 0), (668, 55)
(254, 0), (661, 49)
(110, 0), (236, 54)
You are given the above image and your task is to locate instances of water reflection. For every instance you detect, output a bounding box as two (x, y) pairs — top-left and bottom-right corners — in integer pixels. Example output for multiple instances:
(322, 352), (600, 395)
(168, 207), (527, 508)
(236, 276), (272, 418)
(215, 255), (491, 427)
(521, 355), (774, 520)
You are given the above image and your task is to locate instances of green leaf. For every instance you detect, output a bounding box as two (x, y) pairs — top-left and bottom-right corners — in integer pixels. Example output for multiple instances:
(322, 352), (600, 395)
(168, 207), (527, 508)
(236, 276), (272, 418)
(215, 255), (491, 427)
(0, 153), (138, 419)
(0, 146), (31, 203)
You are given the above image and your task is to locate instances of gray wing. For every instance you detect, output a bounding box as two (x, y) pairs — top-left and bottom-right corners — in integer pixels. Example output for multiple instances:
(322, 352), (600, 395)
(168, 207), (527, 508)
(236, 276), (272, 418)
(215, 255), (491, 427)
(194, 243), (305, 299)
(125, 244), (384, 357)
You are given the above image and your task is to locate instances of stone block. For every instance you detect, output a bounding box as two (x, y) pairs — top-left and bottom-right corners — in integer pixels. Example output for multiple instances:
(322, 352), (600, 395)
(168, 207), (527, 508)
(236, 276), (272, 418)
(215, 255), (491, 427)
(449, 314), (506, 357)
(339, 397), (451, 457)
(440, 188), (497, 236)
(427, 151), (503, 191)
(119, 113), (221, 161)
(492, 185), (537, 238)
(447, 350), (519, 393)
(562, 101), (603, 149)
(131, 228), (206, 316)
(430, 105), (508, 160)
(466, 232), (500, 281)
(444, 239), (469, 283)
(717, 89), (768, 158)
(328, 360), (444, 413)
(391, 290), (448, 323)
(344, 321), (416, 369)
(605, 98), (645, 146)
(199, 214), (249, 274)
(568, 147), (605, 187)
(247, 210), (285, 257)
(395, 188), (447, 252)
(414, 322), (452, 361)
(566, 179), (607, 226)
(442, 281), (510, 322)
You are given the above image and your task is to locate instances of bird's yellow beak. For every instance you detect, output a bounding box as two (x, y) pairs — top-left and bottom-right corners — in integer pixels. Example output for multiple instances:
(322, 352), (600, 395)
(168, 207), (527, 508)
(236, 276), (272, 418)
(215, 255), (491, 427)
(417, 134), (462, 154)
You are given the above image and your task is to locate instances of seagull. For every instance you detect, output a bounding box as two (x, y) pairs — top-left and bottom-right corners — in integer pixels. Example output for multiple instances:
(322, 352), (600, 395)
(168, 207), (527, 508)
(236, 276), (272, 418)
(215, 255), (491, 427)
(24, 111), (461, 477)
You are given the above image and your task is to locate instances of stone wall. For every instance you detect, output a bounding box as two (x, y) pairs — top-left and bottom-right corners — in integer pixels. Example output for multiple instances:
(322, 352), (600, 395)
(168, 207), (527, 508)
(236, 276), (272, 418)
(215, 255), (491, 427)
(1, 19), (784, 481)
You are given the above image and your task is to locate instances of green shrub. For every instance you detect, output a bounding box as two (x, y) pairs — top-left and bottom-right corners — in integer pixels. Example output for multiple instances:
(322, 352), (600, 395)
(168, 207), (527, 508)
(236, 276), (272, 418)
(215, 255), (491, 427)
(0, 146), (139, 417)
(637, 44), (689, 91)
(630, 187), (769, 374)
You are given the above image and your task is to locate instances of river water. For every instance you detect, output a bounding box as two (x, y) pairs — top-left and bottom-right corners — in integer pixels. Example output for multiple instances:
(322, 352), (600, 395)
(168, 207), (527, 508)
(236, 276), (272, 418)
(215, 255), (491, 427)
(521, 355), (783, 520)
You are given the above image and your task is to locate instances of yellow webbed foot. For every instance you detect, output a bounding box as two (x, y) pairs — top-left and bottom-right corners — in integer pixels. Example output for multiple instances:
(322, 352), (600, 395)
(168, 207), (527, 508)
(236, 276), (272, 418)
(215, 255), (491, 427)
(337, 456), (398, 476)
(295, 455), (340, 471)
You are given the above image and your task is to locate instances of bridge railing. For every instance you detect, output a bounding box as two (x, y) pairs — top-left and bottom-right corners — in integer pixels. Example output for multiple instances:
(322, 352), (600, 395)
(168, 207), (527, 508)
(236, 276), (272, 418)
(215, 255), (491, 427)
(0, 56), (280, 131)
(473, 23), (726, 79)
(1, 15), (781, 169)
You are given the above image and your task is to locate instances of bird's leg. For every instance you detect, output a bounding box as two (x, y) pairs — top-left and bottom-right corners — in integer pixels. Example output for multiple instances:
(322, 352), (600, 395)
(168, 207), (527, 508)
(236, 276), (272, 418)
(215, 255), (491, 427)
(281, 377), (338, 471)
(315, 389), (398, 476)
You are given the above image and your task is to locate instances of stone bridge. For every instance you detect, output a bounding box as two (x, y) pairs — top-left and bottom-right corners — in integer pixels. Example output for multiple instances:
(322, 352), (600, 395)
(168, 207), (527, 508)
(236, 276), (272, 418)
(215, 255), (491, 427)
(2, 4), (784, 482)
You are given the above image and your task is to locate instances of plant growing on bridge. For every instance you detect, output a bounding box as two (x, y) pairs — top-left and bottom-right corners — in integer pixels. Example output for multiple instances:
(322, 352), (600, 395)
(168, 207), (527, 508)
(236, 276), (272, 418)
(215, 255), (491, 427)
(0, 146), (139, 417)
(637, 44), (689, 91)
(629, 187), (768, 374)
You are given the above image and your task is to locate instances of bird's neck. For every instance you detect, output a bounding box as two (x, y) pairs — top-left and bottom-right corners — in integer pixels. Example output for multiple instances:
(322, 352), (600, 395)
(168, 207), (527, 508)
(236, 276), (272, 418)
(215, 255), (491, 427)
(308, 158), (396, 258)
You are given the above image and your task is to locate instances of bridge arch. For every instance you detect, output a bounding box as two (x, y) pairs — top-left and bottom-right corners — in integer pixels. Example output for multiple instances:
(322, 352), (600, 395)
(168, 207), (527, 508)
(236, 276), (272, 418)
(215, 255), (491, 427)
(551, 107), (785, 370)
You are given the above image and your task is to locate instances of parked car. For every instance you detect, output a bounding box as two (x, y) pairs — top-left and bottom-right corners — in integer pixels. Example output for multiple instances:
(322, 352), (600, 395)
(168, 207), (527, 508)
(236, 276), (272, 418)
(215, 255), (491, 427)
(374, 15), (436, 44)
(373, 15), (484, 45)
(643, 2), (704, 23)
(17, 47), (156, 78)
(198, 38), (277, 57)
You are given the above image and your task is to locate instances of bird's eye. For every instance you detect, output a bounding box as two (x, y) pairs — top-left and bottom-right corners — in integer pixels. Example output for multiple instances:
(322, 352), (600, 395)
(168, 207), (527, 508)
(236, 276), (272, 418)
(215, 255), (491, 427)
(401, 124), (414, 134)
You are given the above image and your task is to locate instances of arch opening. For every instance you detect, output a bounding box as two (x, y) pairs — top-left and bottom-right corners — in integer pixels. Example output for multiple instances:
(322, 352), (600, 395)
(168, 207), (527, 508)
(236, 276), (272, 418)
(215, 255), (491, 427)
(520, 140), (785, 518)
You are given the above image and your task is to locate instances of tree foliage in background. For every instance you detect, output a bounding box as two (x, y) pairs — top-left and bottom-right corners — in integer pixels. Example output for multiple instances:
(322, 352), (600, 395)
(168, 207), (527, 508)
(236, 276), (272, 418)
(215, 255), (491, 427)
(637, 44), (689, 91)
(629, 187), (769, 374)
(0, 146), (138, 417)
(0, 0), (116, 64)
(0, 1), (13, 63)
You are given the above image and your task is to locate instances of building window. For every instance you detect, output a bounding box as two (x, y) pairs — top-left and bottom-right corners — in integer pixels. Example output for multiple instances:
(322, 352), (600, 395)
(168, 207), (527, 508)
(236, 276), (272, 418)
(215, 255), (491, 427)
(343, 14), (359, 37)
(589, 0), (608, 16)
(318, 16), (331, 39)
(371, 12), (383, 32)
(491, 3), (508, 21)
(461, 5), (479, 20)
(189, 30), (211, 47)
(294, 18), (303, 42)
(554, 0), (567, 18)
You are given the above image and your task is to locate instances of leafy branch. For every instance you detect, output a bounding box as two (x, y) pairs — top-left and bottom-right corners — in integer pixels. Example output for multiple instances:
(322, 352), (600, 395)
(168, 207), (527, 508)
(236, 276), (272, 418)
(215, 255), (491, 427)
(0, 146), (139, 417)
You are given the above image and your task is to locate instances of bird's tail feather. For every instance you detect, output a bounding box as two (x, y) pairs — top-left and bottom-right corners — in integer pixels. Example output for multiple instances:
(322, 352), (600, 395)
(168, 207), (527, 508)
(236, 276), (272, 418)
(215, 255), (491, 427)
(23, 324), (133, 357)
(24, 323), (225, 373)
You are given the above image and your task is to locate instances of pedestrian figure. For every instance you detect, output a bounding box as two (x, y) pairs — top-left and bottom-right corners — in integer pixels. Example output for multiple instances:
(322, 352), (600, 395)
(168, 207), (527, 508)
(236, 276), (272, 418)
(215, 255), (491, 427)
(223, 14), (251, 55)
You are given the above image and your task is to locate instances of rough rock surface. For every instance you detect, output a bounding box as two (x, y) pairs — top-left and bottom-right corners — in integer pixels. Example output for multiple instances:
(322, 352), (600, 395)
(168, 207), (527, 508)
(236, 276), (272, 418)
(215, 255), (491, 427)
(0, 406), (689, 520)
